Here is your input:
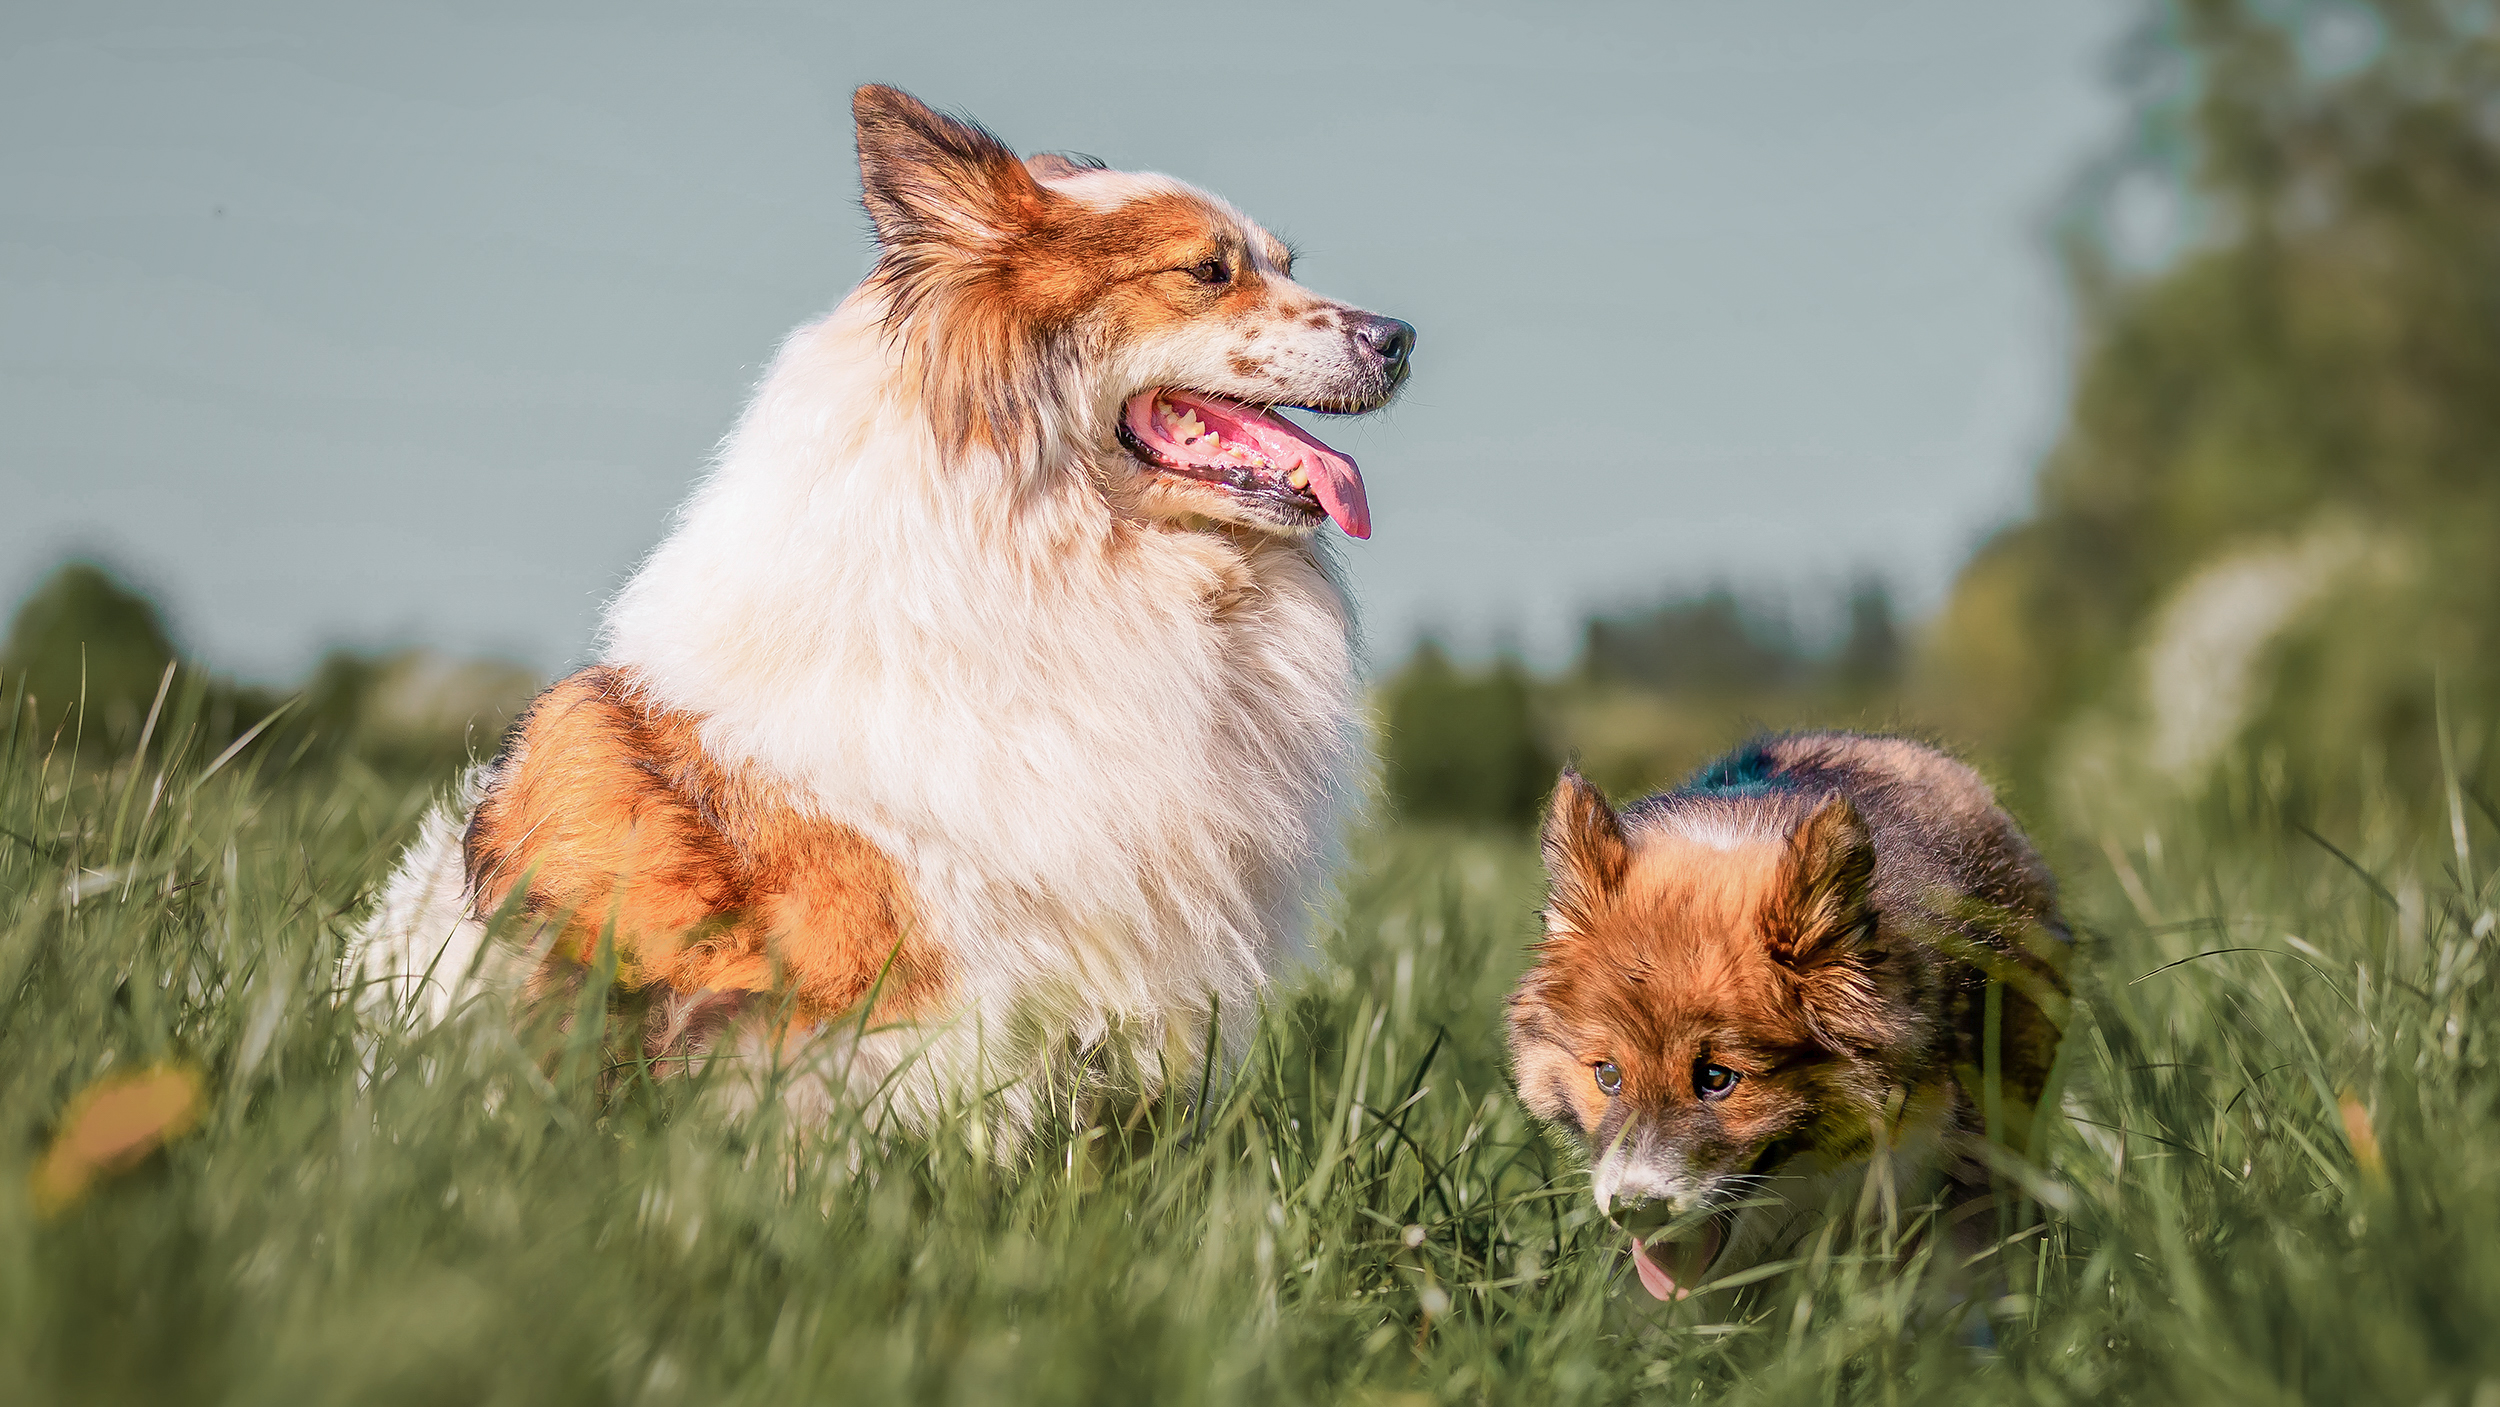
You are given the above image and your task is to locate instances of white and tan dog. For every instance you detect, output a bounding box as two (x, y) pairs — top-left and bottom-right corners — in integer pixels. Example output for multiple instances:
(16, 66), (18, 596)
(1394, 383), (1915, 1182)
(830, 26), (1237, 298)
(358, 85), (1414, 1137)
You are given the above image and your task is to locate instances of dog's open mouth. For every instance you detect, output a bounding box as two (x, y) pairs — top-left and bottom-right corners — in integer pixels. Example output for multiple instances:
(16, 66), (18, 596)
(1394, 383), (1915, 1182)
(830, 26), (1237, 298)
(1614, 1203), (1732, 1303)
(1118, 389), (1371, 539)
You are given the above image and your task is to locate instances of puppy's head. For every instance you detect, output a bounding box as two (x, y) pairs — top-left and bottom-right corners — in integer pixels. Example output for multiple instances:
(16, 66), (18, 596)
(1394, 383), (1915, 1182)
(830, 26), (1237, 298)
(852, 84), (1412, 539)
(1506, 773), (1915, 1300)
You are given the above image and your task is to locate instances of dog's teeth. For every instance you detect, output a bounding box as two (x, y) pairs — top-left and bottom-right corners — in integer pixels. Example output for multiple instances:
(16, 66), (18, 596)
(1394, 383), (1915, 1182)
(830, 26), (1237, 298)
(1287, 468), (1309, 490)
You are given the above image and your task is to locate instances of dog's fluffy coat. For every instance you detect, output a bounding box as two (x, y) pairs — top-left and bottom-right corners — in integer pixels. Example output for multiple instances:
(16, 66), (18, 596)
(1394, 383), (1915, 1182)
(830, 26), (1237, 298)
(358, 86), (1413, 1135)
(1507, 734), (2070, 1300)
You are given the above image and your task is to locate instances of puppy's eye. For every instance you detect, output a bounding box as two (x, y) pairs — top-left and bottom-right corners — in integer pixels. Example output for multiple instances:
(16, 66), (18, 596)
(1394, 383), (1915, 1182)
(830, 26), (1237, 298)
(1185, 258), (1230, 286)
(1592, 1061), (1622, 1096)
(1695, 1063), (1741, 1100)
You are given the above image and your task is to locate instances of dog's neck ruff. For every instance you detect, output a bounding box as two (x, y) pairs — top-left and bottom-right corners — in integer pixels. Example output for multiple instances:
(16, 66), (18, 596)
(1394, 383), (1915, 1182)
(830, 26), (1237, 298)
(599, 289), (1364, 1115)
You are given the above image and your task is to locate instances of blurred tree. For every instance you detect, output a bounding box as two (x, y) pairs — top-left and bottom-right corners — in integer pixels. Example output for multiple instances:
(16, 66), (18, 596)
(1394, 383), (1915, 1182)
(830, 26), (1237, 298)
(2, 558), (532, 771)
(1581, 589), (1803, 695)
(1832, 580), (1905, 701)
(1923, 0), (2500, 804)
(293, 648), (537, 773)
(2, 562), (178, 740)
(1380, 579), (1916, 816)
(1379, 641), (1555, 826)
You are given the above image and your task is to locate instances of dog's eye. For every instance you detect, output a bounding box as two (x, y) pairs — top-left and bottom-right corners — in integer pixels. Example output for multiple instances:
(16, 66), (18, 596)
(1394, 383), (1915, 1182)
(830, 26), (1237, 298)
(1592, 1061), (1622, 1096)
(1185, 258), (1230, 286)
(1695, 1063), (1741, 1100)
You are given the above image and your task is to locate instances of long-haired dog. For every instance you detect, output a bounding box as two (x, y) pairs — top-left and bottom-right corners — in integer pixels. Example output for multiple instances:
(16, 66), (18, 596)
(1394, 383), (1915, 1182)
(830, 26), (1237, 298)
(357, 85), (1414, 1137)
(1507, 734), (2069, 1301)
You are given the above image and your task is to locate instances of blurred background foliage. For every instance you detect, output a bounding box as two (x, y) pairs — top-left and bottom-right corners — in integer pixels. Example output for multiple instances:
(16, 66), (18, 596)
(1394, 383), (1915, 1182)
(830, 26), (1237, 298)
(1384, 0), (2500, 833)
(6, 0), (2498, 835)
(1, 564), (178, 741)
(1382, 584), (1910, 827)
(1, 559), (535, 781)
(1925, 0), (2500, 819)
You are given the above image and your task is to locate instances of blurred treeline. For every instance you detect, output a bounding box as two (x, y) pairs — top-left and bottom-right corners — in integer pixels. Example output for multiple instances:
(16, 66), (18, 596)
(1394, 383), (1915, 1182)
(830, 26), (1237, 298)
(10, 0), (2499, 839)
(1, 562), (534, 781)
(1381, 584), (1910, 824)
(1388, 0), (2500, 831)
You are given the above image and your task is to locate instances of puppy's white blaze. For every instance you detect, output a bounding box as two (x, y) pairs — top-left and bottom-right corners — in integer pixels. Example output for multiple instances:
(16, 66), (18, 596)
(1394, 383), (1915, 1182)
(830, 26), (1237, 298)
(1589, 1149), (1633, 1215)
(1653, 812), (1782, 852)
(1591, 1143), (1699, 1217)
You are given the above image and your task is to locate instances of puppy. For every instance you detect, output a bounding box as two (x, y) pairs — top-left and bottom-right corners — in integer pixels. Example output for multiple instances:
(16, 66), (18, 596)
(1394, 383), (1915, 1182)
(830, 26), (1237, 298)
(1506, 733), (2069, 1300)
(357, 85), (1414, 1140)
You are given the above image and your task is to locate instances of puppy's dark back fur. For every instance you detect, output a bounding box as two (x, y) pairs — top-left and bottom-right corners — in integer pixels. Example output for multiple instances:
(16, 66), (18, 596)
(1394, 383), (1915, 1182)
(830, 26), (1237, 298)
(1645, 734), (2058, 932)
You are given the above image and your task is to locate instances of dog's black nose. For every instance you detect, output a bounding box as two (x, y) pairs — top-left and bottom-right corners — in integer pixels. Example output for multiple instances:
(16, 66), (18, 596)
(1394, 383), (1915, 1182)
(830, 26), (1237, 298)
(1354, 315), (1415, 382)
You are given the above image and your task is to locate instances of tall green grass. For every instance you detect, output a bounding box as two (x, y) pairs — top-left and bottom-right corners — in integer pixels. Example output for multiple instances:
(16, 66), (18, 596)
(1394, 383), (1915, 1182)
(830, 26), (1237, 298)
(3, 676), (2496, 1404)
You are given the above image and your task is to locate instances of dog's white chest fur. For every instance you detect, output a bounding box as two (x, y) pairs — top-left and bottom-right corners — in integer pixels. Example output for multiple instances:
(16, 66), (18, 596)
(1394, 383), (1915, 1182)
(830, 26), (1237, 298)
(589, 294), (1364, 1120)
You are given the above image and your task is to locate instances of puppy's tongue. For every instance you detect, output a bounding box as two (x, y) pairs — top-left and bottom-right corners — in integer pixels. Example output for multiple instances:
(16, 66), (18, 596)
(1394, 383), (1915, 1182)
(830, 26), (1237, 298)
(1628, 1221), (1725, 1303)
(1127, 389), (1372, 539)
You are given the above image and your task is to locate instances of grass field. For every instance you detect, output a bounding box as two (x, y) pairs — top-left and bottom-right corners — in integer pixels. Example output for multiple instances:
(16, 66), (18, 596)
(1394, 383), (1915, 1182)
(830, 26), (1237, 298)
(4, 677), (2498, 1405)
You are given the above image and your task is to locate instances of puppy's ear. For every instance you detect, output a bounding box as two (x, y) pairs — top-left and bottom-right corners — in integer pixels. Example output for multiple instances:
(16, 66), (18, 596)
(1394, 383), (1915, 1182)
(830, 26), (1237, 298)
(853, 85), (1048, 251)
(1768, 795), (1898, 1050)
(1768, 794), (1875, 967)
(1542, 770), (1628, 931)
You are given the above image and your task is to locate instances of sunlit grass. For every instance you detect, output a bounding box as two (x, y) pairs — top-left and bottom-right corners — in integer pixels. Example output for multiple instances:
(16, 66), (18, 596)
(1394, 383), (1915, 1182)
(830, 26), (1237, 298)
(4, 675), (2496, 1403)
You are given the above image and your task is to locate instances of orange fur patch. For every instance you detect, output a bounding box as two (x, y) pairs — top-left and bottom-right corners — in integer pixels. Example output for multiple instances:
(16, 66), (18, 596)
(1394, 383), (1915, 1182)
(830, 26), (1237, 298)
(464, 667), (947, 1027)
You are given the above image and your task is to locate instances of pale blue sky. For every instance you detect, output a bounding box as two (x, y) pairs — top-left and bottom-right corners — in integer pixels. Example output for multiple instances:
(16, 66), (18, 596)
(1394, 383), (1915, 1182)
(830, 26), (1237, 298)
(2, 1), (2126, 679)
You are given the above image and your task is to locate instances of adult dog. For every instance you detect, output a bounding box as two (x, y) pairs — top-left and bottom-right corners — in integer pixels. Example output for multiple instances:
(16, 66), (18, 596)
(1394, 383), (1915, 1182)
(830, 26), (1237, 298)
(359, 85), (1413, 1138)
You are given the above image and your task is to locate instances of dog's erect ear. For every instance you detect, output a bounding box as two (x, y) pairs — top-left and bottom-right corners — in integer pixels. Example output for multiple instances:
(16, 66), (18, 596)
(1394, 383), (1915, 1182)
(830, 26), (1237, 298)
(853, 85), (1048, 251)
(1768, 794), (1875, 967)
(1767, 795), (1899, 1051)
(1543, 770), (1628, 930)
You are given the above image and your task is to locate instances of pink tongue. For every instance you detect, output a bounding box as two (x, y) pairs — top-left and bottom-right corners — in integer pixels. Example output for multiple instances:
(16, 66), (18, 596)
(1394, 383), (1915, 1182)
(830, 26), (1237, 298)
(1629, 1239), (1685, 1302)
(1627, 1222), (1724, 1303)
(1133, 389), (1372, 540)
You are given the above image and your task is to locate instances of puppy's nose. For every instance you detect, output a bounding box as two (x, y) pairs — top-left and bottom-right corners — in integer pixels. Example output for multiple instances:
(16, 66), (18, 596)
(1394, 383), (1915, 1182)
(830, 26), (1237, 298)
(1353, 315), (1415, 383)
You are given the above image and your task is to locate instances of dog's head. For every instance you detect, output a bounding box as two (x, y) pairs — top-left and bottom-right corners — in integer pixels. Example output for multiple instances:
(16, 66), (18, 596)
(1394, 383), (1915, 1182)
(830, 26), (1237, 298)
(1506, 773), (1919, 1300)
(852, 84), (1412, 540)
